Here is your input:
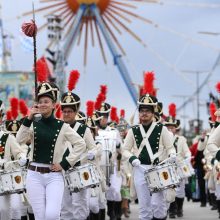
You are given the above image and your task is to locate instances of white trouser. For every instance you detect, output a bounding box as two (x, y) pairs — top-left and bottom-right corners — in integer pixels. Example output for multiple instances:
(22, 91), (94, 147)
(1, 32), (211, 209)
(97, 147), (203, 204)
(61, 186), (89, 220)
(176, 179), (186, 198)
(0, 195), (11, 220)
(106, 171), (122, 201)
(89, 188), (99, 214)
(215, 183), (220, 200)
(98, 188), (107, 210)
(11, 194), (22, 219)
(133, 165), (167, 220)
(26, 170), (64, 220)
(0, 194), (26, 219)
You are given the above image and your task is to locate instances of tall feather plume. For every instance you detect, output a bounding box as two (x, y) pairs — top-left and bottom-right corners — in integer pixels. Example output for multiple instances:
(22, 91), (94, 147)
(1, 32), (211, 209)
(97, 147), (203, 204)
(95, 85), (108, 110)
(10, 97), (19, 120)
(169, 103), (176, 118)
(6, 111), (12, 120)
(55, 103), (62, 119)
(139, 85), (144, 96)
(216, 82), (220, 94)
(100, 85), (107, 99)
(120, 109), (125, 118)
(143, 71), (155, 95)
(110, 106), (119, 123)
(86, 101), (94, 117)
(19, 99), (29, 117)
(209, 102), (217, 122)
(68, 70), (80, 91)
(36, 59), (48, 82)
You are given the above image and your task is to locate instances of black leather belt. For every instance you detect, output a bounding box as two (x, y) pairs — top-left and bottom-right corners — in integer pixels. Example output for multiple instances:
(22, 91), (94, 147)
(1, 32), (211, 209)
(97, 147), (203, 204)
(28, 165), (52, 174)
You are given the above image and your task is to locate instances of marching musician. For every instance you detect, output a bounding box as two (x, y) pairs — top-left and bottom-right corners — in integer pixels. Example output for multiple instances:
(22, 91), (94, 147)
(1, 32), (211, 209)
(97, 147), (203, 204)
(0, 100), (27, 220)
(16, 82), (86, 220)
(95, 102), (123, 220)
(207, 108), (220, 218)
(164, 116), (191, 218)
(85, 105), (107, 220)
(122, 94), (176, 220)
(117, 110), (131, 218)
(60, 72), (100, 220)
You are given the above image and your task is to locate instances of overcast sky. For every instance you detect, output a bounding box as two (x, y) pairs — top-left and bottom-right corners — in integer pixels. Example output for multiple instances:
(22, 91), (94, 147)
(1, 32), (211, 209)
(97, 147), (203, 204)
(1, 0), (220, 129)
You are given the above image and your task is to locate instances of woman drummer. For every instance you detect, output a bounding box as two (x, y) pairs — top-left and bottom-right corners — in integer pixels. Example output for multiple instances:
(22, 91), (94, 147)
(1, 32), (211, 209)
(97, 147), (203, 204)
(16, 82), (86, 220)
(0, 100), (26, 220)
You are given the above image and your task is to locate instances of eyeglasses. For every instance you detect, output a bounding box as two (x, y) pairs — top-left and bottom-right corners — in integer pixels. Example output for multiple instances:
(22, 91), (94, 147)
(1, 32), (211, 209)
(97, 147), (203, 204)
(62, 110), (75, 114)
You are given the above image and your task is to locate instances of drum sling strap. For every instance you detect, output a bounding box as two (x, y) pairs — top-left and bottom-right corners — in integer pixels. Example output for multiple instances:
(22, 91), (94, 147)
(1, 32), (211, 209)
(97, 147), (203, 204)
(173, 137), (179, 152)
(0, 133), (9, 159)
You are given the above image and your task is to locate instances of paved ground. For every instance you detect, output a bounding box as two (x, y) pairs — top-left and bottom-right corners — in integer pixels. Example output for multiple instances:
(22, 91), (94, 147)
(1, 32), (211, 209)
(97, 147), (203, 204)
(116, 200), (219, 220)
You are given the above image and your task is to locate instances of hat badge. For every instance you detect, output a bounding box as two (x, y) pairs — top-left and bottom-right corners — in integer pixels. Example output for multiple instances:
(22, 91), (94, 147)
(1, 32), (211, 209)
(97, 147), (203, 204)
(144, 96), (150, 104)
(39, 84), (47, 93)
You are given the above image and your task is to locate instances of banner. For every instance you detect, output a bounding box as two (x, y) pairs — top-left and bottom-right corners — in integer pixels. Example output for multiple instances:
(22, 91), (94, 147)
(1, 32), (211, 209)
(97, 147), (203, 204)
(0, 71), (34, 108)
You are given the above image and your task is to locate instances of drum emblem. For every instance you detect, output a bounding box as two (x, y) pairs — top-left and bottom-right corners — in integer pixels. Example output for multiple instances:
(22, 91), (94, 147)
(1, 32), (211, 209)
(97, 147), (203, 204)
(14, 175), (21, 184)
(183, 166), (188, 173)
(83, 172), (90, 181)
(162, 171), (169, 180)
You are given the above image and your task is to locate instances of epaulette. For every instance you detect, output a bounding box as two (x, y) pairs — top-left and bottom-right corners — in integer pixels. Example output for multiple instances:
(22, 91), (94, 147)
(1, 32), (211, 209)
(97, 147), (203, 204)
(131, 125), (139, 129)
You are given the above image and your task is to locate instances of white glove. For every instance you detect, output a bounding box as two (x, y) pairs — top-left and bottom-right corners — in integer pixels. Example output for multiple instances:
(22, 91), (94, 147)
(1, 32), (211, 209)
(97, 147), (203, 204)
(169, 154), (176, 163)
(0, 159), (6, 168)
(18, 157), (27, 166)
(132, 159), (141, 167)
(87, 152), (95, 160)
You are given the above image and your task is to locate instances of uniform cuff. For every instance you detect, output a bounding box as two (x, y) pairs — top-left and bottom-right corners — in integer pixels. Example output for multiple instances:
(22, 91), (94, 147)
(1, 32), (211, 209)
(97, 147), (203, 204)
(116, 143), (121, 149)
(23, 118), (33, 127)
(216, 150), (220, 161)
(211, 158), (215, 165)
(129, 155), (138, 164)
(60, 158), (71, 171)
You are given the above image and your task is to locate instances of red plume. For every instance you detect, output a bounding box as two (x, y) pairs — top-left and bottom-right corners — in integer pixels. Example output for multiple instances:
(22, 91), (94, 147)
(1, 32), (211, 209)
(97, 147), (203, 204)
(216, 82), (220, 94)
(139, 85), (144, 96)
(21, 20), (37, 37)
(100, 85), (107, 96)
(86, 101), (94, 117)
(55, 104), (62, 119)
(68, 70), (80, 91)
(36, 59), (48, 82)
(209, 102), (217, 122)
(6, 111), (12, 120)
(95, 94), (104, 110)
(143, 71), (155, 95)
(169, 103), (176, 118)
(19, 99), (29, 117)
(95, 85), (108, 110)
(110, 106), (119, 123)
(10, 97), (19, 120)
(120, 109), (125, 118)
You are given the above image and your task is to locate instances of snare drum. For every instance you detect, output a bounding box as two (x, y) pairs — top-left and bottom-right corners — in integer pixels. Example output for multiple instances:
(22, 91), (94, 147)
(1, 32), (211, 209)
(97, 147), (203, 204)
(177, 159), (194, 180)
(144, 163), (180, 193)
(0, 169), (26, 196)
(65, 163), (101, 192)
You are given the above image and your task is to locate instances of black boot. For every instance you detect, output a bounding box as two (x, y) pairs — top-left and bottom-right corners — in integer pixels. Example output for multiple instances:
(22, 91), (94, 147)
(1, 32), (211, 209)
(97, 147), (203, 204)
(169, 201), (177, 218)
(152, 217), (167, 220)
(176, 197), (184, 217)
(28, 213), (35, 220)
(211, 193), (218, 210)
(89, 212), (100, 220)
(21, 216), (28, 220)
(115, 201), (122, 220)
(107, 200), (116, 220)
(99, 209), (105, 220)
(217, 200), (220, 218)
